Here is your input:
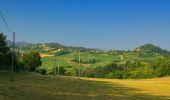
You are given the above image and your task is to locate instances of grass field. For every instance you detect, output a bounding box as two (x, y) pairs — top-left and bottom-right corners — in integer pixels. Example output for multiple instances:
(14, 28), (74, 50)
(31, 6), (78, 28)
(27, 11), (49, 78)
(41, 52), (121, 72)
(0, 70), (170, 100)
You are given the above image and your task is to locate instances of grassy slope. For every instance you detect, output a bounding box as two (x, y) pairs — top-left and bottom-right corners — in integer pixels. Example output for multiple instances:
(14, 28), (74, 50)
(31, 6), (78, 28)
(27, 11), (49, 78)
(0, 71), (170, 100)
(41, 51), (161, 73)
(41, 52), (120, 72)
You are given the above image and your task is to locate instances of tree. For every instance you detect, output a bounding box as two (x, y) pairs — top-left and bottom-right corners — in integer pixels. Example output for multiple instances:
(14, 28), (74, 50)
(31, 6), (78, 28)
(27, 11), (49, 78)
(0, 33), (11, 69)
(0, 33), (9, 54)
(22, 51), (42, 71)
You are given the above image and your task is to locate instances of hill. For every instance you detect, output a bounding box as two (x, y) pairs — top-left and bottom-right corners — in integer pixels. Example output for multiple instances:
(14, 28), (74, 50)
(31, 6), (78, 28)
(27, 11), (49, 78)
(19, 42), (99, 54)
(6, 40), (33, 48)
(134, 43), (170, 54)
(32, 43), (170, 78)
(0, 71), (170, 100)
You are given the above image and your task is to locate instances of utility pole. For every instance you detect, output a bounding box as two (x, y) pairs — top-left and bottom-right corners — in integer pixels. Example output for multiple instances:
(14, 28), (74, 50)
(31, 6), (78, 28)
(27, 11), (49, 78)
(10, 32), (15, 82)
(78, 49), (81, 79)
(58, 64), (59, 75)
(54, 56), (56, 76)
(0, 10), (15, 81)
(17, 47), (20, 58)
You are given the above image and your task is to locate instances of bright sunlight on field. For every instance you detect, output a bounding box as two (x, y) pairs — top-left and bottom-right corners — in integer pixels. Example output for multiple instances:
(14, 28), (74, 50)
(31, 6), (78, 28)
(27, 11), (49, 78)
(0, 71), (170, 100)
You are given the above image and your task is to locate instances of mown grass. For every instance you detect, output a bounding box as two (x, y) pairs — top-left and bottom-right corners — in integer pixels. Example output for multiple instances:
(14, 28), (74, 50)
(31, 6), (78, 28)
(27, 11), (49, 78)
(0, 71), (170, 100)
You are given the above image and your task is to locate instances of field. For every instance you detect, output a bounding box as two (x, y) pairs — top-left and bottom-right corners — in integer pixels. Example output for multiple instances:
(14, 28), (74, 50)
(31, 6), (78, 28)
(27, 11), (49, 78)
(0, 71), (170, 100)
(40, 51), (159, 74)
(41, 52), (121, 72)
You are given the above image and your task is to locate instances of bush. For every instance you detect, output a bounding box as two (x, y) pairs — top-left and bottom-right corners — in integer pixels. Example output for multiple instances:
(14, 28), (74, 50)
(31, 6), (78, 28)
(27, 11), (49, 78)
(56, 66), (66, 75)
(41, 69), (47, 75)
(54, 50), (70, 56)
(65, 68), (78, 76)
(107, 70), (124, 79)
(36, 68), (47, 75)
(72, 58), (100, 64)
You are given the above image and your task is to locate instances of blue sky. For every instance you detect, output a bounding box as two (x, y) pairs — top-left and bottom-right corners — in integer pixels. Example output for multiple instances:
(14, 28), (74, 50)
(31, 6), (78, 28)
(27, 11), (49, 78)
(0, 0), (170, 50)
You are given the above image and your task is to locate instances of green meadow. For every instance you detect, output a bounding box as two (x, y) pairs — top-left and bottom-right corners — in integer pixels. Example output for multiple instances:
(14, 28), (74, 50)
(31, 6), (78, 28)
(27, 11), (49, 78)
(0, 71), (170, 100)
(41, 52), (121, 73)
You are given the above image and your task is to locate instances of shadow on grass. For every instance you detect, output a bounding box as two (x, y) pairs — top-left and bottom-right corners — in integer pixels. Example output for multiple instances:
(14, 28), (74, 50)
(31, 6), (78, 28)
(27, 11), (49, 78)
(49, 77), (170, 100)
(0, 73), (170, 100)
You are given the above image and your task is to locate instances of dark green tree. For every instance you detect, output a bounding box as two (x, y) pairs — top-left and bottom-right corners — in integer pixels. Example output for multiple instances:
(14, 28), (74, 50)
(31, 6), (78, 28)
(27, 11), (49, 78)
(0, 33), (11, 69)
(0, 33), (9, 53)
(22, 51), (42, 71)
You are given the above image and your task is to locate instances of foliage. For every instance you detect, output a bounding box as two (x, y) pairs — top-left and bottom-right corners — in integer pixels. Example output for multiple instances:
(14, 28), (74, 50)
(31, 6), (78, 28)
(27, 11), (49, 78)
(54, 50), (70, 56)
(135, 43), (170, 54)
(0, 33), (16, 70)
(72, 58), (100, 64)
(140, 43), (161, 53)
(0, 33), (9, 54)
(51, 66), (66, 75)
(36, 68), (47, 75)
(65, 67), (79, 76)
(44, 43), (64, 48)
(83, 58), (170, 79)
(40, 69), (47, 75)
(0, 51), (16, 69)
(84, 62), (120, 78)
(22, 51), (42, 71)
(20, 42), (170, 79)
(151, 57), (170, 77)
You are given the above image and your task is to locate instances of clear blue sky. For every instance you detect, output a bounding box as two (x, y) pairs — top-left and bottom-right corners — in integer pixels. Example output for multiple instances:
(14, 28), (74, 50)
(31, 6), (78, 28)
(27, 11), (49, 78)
(0, 0), (170, 50)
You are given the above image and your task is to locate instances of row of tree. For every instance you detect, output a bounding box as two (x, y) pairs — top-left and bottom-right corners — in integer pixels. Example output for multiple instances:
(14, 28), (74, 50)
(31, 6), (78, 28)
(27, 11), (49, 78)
(0, 33), (42, 72)
(47, 57), (170, 79)
(81, 57), (170, 79)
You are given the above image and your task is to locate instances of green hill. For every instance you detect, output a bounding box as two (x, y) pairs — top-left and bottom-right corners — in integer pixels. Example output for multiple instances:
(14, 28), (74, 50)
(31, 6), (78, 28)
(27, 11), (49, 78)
(19, 42), (99, 54)
(134, 43), (170, 54)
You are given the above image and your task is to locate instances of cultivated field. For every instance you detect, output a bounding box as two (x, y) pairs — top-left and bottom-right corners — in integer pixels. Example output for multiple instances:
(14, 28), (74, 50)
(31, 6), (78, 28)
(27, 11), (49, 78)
(41, 52), (120, 72)
(0, 71), (170, 100)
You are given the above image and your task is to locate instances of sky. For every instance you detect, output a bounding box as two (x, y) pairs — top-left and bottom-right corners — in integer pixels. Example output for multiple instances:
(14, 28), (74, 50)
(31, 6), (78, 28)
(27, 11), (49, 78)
(0, 0), (170, 50)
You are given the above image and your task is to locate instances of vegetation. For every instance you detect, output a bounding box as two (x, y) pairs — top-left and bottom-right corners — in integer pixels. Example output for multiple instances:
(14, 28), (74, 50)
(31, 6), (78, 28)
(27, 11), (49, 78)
(2, 34), (170, 79)
(37, 68), (47, 75)
(0, 33), (9, 53)
(0, 71), (170, 100)
(0, 33), (13, 70)
(37, 43), (170, 79)
(54, 50), (70, 56)
(1, 33), (170, 99)
(134, 43), (170, 54)
(22, 51), (42, 71)
(72, 58), (100, 64)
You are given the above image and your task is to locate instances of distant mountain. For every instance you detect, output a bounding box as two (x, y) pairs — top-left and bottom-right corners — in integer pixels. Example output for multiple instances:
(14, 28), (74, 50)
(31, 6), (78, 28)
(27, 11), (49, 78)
(15, 42), (33, 47)
(7, 40), (169, 55)
(6, 40), (13, 47)
(6, 40), (33, 47)
(18, 42), (98, 53)
(134, 43), (170, 54)
(6, 40), (96, 52)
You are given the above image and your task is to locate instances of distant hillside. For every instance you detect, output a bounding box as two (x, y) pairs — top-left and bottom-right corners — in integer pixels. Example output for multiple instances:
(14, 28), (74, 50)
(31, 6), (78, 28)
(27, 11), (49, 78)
(6, 40), (32, 47)
(6, 40), (13, 47)
(16, 42), (33, 47)
(134, 43), (170, 54)
(6, 40), (170, 55)
(19, 42), (98, 53)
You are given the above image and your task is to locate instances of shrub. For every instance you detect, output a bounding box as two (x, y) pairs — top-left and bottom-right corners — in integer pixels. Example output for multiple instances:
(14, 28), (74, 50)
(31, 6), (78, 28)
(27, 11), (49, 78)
(36, 68), (47, 75)
(54, 50), (70, 56)
(41, 69), (47, 75)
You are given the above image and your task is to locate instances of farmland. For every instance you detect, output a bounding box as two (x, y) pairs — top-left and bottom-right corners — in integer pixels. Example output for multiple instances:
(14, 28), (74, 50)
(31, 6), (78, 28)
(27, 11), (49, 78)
(1, 1), (170, 100)
(40, 52), (121, 73)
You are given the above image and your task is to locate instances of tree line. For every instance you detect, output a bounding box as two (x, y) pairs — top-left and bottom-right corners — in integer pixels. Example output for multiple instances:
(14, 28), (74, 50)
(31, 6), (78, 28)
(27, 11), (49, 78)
(0, 33), (41, 72)
(1, 32), (170, 79)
